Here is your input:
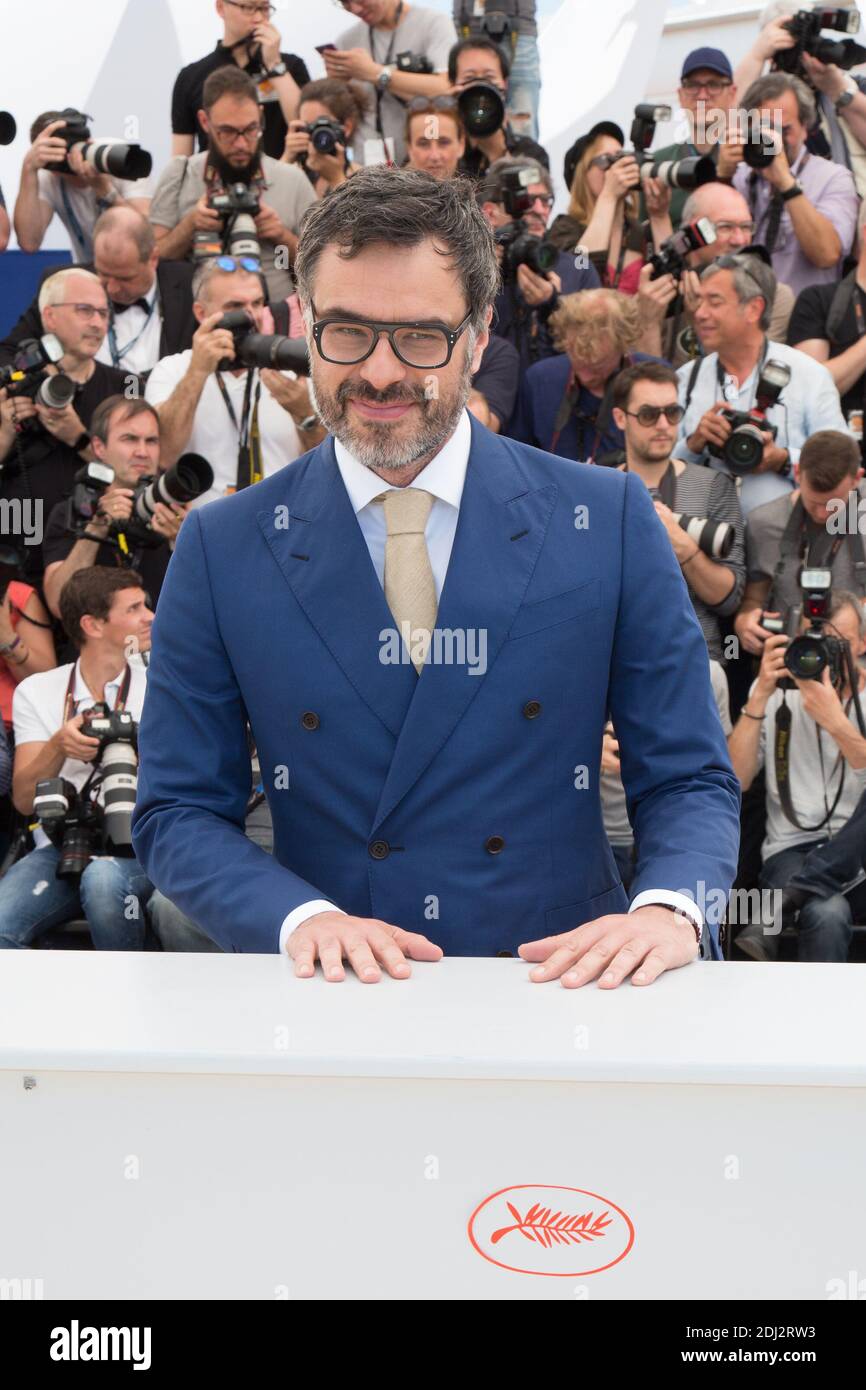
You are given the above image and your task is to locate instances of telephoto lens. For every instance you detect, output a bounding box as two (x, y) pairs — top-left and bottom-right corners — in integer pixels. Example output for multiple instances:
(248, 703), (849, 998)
(457, 82), (506, 139)
(133, 453), (214, 527)
(99, 739), (139, 849)
(36, 373), (76, 410)
(72, 140), (153, 180)
(672, 513), (734, 560)
(236, 334), (312, 373)
(641, 154), (717, 191)
(0, 111), (16, 145)
(724, 422), (767, 474)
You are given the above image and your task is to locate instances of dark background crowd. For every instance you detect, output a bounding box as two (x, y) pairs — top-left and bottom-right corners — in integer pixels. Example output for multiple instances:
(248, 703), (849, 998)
(1, 0), (866, 961)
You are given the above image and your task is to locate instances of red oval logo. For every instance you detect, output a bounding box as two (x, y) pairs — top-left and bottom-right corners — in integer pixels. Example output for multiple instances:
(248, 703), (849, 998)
(468, 1184), (635, 1277)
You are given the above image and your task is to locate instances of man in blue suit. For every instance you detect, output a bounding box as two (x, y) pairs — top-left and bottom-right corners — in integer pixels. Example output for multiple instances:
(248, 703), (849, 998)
(132, 168), (740, 983)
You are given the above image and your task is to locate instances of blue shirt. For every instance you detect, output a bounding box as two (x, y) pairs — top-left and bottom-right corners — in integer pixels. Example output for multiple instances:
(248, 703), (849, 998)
(512, 350), (666, 463)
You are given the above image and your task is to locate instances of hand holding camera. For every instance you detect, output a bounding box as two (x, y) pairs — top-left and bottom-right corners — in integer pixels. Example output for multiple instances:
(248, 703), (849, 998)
(23, 118), (69, 173)
(516, 264), (559, 306)
(688, 400), (734, 455)
(35, 400), (86, 448)
(52, 711), (101, 764)
(637, 263), (678, 326)
(191, 194), (223, 234)
(283, 120), (312, 164)
(253, 201), (285, 243)
(755, 631), (791, 698)
(92, 486), (135, 538)
(191, 310), (239, 377)
(599, 152), (641, 203)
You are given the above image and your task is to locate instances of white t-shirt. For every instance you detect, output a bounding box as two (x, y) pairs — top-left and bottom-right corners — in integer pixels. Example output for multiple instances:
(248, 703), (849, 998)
(750, 677), (866, 863)
(145, 351), (303, 507)
(13, 658), (148, 850)
(37, 169), (153, 263)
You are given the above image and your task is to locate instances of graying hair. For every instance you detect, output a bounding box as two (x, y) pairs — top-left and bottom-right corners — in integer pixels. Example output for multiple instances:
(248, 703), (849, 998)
(38, 267), (103, 313)
(191, 257), (261, 304)
(701, 256), (776, 331)
(828, 588), (866, 638)
(294, 166), (499, 332)
(93, 206), (155, 262)
(740, 71), (817, 129)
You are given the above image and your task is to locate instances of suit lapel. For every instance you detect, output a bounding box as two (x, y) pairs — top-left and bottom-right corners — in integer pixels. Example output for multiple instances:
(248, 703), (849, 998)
(257, 440), (417, 738)
(372, 419), (557, 831)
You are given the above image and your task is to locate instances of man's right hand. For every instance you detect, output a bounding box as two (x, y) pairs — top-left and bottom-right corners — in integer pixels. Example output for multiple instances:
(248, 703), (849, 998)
(687, 400), (732, 454)
(283, 120), (311, 164)
(190, 310), (236, 375)
(52, 712), (101, 763)
(716, 138), (744, 181)
(94, 485), (135, 534)
(23, 119), (68, 173)
(0, 387), (38, 435)
(191, 194), (222, 233)
(286, 910), (443, 982)
(755, 632), (789, 697)
(735, 607), (779, 657)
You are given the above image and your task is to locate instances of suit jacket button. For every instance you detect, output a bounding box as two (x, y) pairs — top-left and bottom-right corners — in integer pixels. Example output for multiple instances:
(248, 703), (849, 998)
(485, 836), (505, 854)
(522, 700), (542, 719)
(369, 840), (390, 860)
(301, 711), (320, 730)
(495, 949), (513, 957)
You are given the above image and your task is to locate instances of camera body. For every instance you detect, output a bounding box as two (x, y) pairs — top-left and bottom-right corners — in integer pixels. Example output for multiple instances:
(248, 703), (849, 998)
(215, 309), (311, 375)
(493, 167), (559, 281)
(607, 104), (718, 192)
(32, 777), (101, 880)
(67, 461), (115, 530)
(304, 117), (347, 158)
(44, 107), (153, 181)
(396, 51), (433, 75)
(784, 568), (848, 684)
(0, 334), (76, 435)
(193, 182), (262, 262)
(775, 7), (866, 75)
(648, 216), (716, 281)
(708, 360), (792, 475)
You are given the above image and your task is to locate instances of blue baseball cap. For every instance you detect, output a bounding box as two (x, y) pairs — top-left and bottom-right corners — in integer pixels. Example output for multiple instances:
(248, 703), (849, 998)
(681, 48), (734, 82)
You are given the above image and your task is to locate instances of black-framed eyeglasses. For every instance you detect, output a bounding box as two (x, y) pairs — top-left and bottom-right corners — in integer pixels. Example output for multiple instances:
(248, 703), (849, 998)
(223, 0), (277, 16)
(311, 302), (473, 368)
(624, 404), (684, 426)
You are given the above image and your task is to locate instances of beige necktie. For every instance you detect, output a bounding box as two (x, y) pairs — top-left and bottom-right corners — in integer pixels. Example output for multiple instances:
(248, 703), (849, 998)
(378, 488), (438, 673)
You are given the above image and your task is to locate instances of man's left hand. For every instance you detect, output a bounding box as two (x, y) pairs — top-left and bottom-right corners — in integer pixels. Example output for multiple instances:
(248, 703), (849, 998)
(653, 500), (698, 564)
(517, 264), (560, 306)
(260, 368), (310, 421)
(519, 905), (699, 988)
(323, 47), (379, 84)
(760, 143), (795, 192)
(66, 144), (113, 198)
(800, 52), (848, 100)
(149, 501), (188, 546)
(35, 402), (86, 447)
(254, 202), (286, 243)
(794, 665), (844, 730)
(754, 434), (789, 475)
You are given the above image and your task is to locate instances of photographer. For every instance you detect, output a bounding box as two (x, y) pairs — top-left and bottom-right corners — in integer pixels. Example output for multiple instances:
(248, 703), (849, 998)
(13, 111), (152, 262)
(452, 3), (540, 141)
(788, 204), (866, 453)
(732, 73), (858, 296)
(0, 270), (141, 582)
(323, 1), (456, 166)
(0, 568), (153, 950)
(735, 3), (866, 198)
(510, 288), (664, 463)
(149, 66), (316, 303)
(0, 575), (57, 735)
(479, 157), (599, 372)
(729, 588), (866, 961)
(468, 334), (520, 432)
(612, 362), (745, 661)
(42, 397), (186, 622)
(281, 79), (366, 196)
(674, 255), (847, 514)
(449, 35), (547, 180)
(0, 209), (196, 378)
(145, 258), (320, 504)
(644, 47), (744, 229)
(405, 98), (465, 179)
(734, 431), (866, 656)
(171, 0), (309, 161)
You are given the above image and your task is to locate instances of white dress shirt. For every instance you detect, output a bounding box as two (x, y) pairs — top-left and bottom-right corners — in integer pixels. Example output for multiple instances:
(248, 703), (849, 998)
(279, 410), (703, 952)
(96, 279), (163, 376)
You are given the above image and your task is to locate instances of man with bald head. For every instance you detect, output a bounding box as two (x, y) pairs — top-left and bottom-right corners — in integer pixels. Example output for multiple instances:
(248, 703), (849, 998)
(0, 208), (195, 377)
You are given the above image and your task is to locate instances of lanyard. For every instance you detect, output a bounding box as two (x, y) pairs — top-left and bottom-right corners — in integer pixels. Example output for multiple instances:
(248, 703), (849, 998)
(550, 364), (622, 460)
(215, 369), (264, 491)
(63, 660), (132, 726)
(369, 0), (404, 138)
(716, 336), (770, 413)
(59, 179), (91, 260)
(107, 294), (157, 369)
(748, 151), (810, 245)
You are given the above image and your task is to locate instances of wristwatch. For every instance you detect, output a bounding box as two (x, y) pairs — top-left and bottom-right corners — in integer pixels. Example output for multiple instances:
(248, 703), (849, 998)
(836, 76), (857, 113)
(265, 60), (288, 78)
(780, 179), (804, 203)
(377, 65), (394, 91)
(73, 430), (91, 453)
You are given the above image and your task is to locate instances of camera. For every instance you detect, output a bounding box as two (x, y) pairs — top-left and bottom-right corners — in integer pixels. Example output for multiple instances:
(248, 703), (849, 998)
(708, 359), (792, 475)
(742, 117), (782, 171)
(396, 52), (433, 74)
(67, 461), (115, 529)
(648, 217), (717, 281)
(457, 83), (506, 139)
(783, 569), (849, 683)
(33, 778), (99, 880)
(304, 117), (347, 158)
(34, 705), (139, 873)
(607, 104), (718, 192)
(215, 309), (311, 375)
(775, 7), (866, 75)
(0, 111), (16, 146)
(493, 166), (559, 281)
(129, 453), (214, 538)
(673, 513), (735, 559)
(0, 334), (76, 431)
(79, 704), (139, 848)
(193, 182), (262, 262)
(44, 108), (152, 180)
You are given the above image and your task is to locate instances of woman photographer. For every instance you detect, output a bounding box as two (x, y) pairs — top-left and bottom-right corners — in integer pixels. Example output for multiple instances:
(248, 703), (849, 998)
(550, 121), (674, 295)
(281, 79), (366, 198)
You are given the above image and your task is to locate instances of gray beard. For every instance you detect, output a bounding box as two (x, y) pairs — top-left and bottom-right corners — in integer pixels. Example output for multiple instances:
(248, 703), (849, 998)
(307, 348), (475, 473)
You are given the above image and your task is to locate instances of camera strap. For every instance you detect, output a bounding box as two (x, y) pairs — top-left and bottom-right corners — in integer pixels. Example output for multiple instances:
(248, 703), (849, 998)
(369, 0), (405, 135)
(216, 369), (263, 492)
(768, 494), (866, 612)
(550, 358), (631, 460)
(63, 659), (132, 725)
(59, 180), (91, 261)
(748, 153), (810, 255)
(773, 693), (847, 832)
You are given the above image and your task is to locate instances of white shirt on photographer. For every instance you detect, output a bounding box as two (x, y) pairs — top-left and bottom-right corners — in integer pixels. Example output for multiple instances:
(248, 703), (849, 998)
(145, 352), (303, 507)
(12, 657), (147, 850)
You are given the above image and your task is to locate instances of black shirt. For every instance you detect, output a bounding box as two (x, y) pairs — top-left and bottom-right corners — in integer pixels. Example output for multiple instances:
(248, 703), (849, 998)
(472, 335), (520, 429)
(788, 278), (865, 439)
(0, 362), (140, 583)
(458, 126), (550, 180)
(171, 43), (310, 161)
(42, 499), (172, 611)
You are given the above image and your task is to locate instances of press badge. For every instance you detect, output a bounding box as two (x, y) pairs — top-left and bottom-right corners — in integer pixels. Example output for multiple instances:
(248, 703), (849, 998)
(257, 76), (278, 105)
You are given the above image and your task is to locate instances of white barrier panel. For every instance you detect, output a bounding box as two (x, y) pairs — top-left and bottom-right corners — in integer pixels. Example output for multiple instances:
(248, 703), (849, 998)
(1, 952), (864, 1299)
